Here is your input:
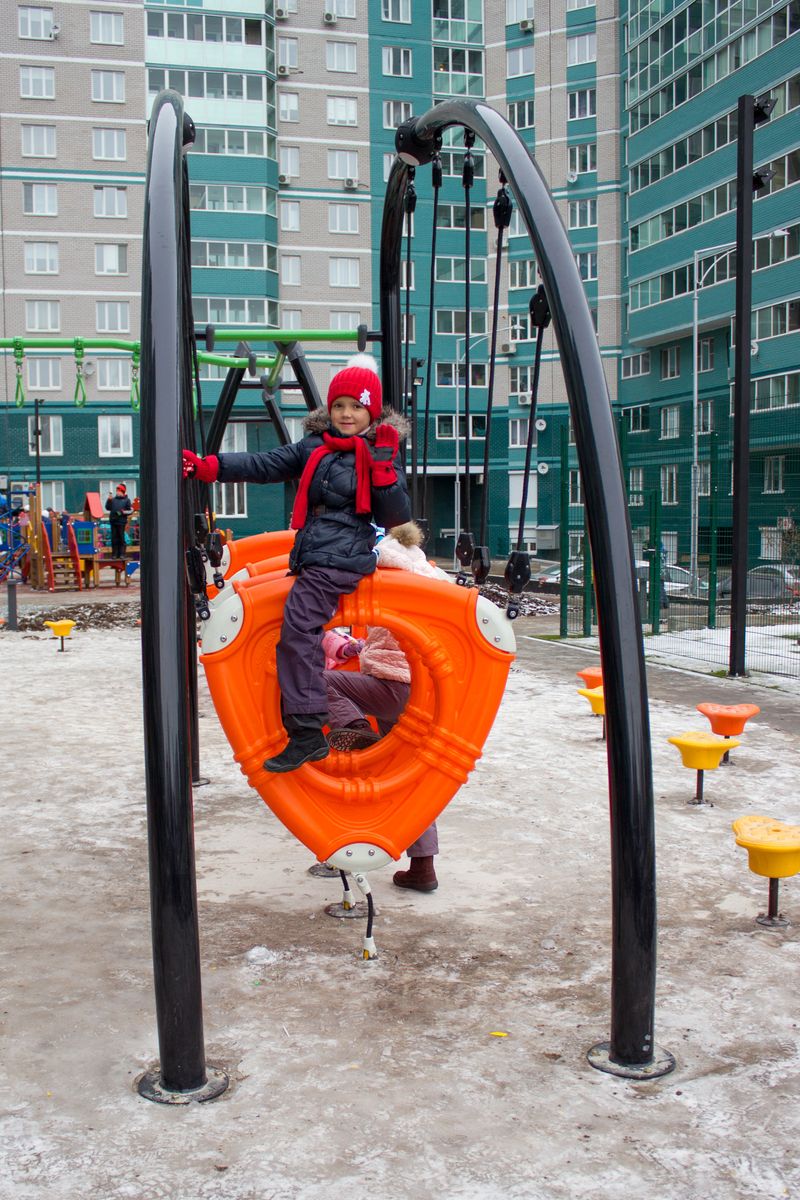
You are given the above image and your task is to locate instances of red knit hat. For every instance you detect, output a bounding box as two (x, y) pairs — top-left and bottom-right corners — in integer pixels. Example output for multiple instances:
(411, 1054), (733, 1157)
(116, 483), (126, 493)
(327, 354), (382, 422)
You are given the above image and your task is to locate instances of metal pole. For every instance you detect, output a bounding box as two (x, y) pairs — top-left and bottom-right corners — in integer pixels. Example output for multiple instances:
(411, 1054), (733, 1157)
(690, 258), (699, 590)
(137, 90), (227, 1104)
(729, 94), (755, 677)
(453, 337), (462, 568)
(34, 398), (43, 492)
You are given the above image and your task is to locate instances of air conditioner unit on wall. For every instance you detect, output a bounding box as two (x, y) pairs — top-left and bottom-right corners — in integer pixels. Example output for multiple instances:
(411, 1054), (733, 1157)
(566, 169), (578, 184)
(277, 64), (290, 76)
(500, 341), (516, 354)
(344, 176), (358, 190)
(519, 18), (533, 32)
(518, 394), (531, 406)
(275, 6), (288, 17)
(324, 10), (337, 22)
(278, 172), (290, 185)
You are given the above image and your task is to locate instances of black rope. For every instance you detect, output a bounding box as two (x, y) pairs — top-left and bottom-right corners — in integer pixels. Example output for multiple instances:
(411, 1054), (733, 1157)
(402, 169), (417, 422)
(476, 173), (513, 566)
(461, 129), (475, 536)
(365, 891), (375, 940)
(420, 142), (442, 523)
(515, 286), (551, 552)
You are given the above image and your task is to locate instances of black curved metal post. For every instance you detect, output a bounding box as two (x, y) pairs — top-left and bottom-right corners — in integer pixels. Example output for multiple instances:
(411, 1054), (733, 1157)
(386, 101), (672, 1075)
(138, 90), (227, 1102)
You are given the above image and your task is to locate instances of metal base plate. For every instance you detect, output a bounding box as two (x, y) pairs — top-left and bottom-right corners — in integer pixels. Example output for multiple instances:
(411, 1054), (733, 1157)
(308, 862), (340, 879)
(324, 901), (370, 920)
(136, 1064), (229, 1104)
(756, 912), (790, 928)
(587, 1042), (676, 1079)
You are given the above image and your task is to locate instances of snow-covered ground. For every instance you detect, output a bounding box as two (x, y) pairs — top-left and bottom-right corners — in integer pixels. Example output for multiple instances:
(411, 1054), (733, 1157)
(1, 620), (798, 1199)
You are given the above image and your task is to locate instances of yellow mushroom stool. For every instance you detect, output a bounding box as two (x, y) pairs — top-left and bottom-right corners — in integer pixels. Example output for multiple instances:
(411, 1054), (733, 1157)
(44, 619), (76, 652)
(732, 815), (800, 928)
(577, 685), (606, 740)
(668, 731), (740, 805)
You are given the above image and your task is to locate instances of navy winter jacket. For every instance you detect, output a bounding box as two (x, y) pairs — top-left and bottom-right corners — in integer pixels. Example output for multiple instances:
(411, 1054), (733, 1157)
(106, 494), (132, 525)
(216, 409), (411, 576)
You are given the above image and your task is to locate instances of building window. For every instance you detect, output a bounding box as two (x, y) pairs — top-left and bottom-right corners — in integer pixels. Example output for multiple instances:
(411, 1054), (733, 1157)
(661, 464), (678, 506)
(698, 398), (713, 434)
(21, 124), (56, 156)
(435, 256), (486, 284)
(192, 128), (269, 158)
(509, 417), (531, 448)
(433, 47), (484, 97)
(621, 352), (650, 379)
(326, 41), (357, 72)
(383, 100), (412, 127)
(90, 10), (124, 44)
(98, 414), (133, 457)
(95, 243), (128, 275)
(567, 33), (596, 65)
(96, 301), (129, 332)
(24, 242), (58, 273)
(279, 146), (301, 178)
(282, 309), (302, 330)
(569, 469), (583, 506)
(763, 455), (785, 494)
(97, 358), (131, 390)
(760, 527), (782, 560)
(568, 142), (597, 175)
(660, 346), (680, 380)
(94, 186), (127, 218)
(214, 482), (247, 518)
(382, 0), (411, 22)
(509, 259), (536, 289)
(25, 300), (59, 331)
(19, 6), (54, 38)
(629, 465), (644, 505)
(26, 358), (61, 391)
(507, 44), (534, 78)
(91, 70), (125, 103)
(569, 199), (597, 228)
(23, 182), (57, 216)
(698, 337), (714, 373)
(507, 98), (535, 129)
(382, 46), (412, 75)
(576, 251), (598, 281)
(401, 312), (416, 342)
(568, 88), (596, 120)
(435, 310), (486, 337)
(280, 200), (300, 231)
(750, 372), (800, 413)
(328, 202), (359, 234)
(660, 406), (679, 439)
(278, 37), (298, 68)
(327, 95), (357, 125)
(280, 255), (301, 286)
(697, 461), (711, 497)
(330, 310), (360, 331)
(506, 0), (533, 19)
(92, 128), (126, 160)
(329, 257), (360, 287)
(624, 405), (649, 433)
(20, 66), (55, 99)
(39, 481), (64, 512)
(327, 149), (358, 179)
(279, 92), (299, 122)
(435, 362), (486, 389)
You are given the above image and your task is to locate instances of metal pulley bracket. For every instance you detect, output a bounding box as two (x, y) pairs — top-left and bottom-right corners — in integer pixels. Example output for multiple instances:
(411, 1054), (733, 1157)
(471, 545), (491, 584)
(529, 284), (552, 330)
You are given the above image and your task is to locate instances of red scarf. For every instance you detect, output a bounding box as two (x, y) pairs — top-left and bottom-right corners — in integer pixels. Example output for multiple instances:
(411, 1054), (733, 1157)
(290, 433), (372, 530)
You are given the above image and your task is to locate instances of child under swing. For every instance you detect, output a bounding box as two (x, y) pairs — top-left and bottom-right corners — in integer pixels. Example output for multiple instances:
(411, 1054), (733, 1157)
(182, 354), (411, 772)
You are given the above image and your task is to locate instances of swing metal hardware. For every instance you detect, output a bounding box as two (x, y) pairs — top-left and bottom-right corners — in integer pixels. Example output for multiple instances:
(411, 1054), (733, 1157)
(186, 545), (211, 620)
(529, 284), (552, 330)
(503, 550), (532, 620)
(455, 530), (475, 585)
(471, 544), (491, 584)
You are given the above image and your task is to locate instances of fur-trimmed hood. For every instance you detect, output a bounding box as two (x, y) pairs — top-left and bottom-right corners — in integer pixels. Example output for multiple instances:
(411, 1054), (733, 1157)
(303, 407), (410, 441)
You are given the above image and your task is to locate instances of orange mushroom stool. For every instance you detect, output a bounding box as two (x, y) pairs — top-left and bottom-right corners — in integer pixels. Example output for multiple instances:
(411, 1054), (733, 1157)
(576, 666), (603, 690)
(696, 702), (760, 764)
(668, 731), (739, 805)
(732, 815), (800, 928)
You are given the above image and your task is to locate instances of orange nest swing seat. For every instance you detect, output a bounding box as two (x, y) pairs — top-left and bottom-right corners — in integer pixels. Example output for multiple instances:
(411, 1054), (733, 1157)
(200, 551), (515, 873)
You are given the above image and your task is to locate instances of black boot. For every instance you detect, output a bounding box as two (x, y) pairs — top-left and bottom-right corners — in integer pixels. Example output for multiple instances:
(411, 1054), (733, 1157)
(264, 712), (330, 774)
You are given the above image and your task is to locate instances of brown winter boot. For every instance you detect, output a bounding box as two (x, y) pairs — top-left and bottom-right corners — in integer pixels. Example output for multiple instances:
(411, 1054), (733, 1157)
(393, 855), (438, 893)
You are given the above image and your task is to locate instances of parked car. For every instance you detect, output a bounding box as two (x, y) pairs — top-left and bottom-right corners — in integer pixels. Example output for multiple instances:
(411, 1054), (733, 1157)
(530, 562), (584, 591)
(660, 565), (709, 598)
(717, 564), (800, 601)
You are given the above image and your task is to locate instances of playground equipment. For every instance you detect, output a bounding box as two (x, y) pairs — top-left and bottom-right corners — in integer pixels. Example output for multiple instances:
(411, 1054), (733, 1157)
(696, 702), (760, 763)
(577, 685), (606, 740)
(576, 665), (603, 690)
(137, 89), (671, 1102)
(668, 731), (740, 804)
(43, 619), (76, 652)
(732, 815), (800, 927)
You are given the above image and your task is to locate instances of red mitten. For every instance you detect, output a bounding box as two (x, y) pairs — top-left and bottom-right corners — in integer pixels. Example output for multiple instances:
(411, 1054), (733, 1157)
(182, 449), (219, 483)
(369, 424), (400, 487)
